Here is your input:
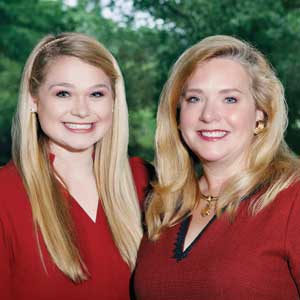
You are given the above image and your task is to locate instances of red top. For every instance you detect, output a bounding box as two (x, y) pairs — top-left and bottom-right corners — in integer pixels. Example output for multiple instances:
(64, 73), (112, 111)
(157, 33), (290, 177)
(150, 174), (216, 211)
(134, 181), (300, 300)
(0, 157), (149, 300)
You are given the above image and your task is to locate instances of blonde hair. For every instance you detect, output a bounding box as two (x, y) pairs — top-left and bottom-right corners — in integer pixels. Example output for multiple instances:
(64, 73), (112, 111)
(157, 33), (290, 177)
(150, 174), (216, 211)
(12, 32), (142, 281)
(146, 35), (300, 240)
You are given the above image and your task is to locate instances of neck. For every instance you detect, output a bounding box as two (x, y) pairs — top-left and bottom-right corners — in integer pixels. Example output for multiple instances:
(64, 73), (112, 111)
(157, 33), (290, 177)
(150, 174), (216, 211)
(50, 143), (94, 180)
(200, 156), (247, 196)
(199, 171), (224, 197)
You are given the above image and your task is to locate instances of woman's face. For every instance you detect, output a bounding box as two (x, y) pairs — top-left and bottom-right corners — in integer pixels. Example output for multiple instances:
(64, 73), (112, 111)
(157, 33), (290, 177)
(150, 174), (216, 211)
(179, 57), (263, 169)
(33, 55), (114, 153)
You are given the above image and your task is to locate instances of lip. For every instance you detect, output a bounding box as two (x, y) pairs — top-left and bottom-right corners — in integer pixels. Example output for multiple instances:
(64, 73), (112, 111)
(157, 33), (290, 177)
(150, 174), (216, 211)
(63, 122), (95, 133)
(197, 129), (229, 141)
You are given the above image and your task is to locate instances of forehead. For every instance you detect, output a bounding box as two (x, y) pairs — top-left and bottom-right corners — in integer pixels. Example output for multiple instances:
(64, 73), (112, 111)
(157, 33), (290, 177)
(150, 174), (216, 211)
(185, 57), (251, 91)
(43, 55), (111, 85)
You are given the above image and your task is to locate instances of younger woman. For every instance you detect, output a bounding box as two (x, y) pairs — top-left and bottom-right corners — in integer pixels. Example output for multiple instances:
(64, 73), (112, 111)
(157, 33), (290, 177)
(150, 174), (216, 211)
(0, 32), (148, 300)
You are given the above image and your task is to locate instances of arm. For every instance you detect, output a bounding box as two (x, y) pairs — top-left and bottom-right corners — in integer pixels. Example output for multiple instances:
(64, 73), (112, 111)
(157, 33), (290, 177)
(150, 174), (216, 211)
(285, 182), (300, 290)
(0, 215), (13, 299)
(0, 163), (16, 299)
(129, 157), (154, 207)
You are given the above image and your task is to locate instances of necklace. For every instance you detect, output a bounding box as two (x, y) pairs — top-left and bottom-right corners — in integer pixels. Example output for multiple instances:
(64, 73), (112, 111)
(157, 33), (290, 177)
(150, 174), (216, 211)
(200, 193), (218, 217)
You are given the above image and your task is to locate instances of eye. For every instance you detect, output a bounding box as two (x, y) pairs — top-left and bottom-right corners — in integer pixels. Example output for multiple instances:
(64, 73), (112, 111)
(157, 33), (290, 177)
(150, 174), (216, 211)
(225, 97), (238, 104)
(56, 90), (70, 97)
(186, 96), (201, 103)
(90, 91), (104, 98)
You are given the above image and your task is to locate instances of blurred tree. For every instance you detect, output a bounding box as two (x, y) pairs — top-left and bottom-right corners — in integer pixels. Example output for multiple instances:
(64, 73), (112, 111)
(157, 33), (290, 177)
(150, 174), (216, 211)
(0, 0), (160, 163)
(132, 0), (300, 154)
(0, 0), (73, 164)
(0, 55), (21, 163)
(283, 0), (300, 9)
(1, 0), (300, 164)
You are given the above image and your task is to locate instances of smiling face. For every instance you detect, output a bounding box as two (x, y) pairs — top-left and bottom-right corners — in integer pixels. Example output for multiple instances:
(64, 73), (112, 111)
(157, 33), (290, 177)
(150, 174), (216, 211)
(179, 57), (263, 170)
(32, 55), (114, 153)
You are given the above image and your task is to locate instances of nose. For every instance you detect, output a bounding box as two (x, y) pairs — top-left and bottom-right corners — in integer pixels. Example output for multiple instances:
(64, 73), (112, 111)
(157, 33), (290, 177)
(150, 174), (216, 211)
(199, 99), (220, 123)
(71, 96), (90, 118)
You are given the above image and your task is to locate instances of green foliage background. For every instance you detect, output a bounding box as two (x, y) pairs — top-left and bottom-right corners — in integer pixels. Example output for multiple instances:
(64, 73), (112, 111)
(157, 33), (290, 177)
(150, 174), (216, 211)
(1, 0), (300, 165)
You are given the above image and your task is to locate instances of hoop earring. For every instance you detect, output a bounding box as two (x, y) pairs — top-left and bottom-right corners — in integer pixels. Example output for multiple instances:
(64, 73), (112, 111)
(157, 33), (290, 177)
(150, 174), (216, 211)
(254, 120), (265, 135)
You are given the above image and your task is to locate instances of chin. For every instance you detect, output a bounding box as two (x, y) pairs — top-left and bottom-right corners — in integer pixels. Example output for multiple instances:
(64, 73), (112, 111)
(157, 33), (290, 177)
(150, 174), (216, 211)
(59, 142), (95, 153)
(197, 153), (227, 163)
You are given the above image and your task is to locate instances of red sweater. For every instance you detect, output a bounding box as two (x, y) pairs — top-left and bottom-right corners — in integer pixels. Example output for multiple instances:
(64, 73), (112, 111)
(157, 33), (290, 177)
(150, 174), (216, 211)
(0, 157), (149, 300)
(134, 182), (300, 300)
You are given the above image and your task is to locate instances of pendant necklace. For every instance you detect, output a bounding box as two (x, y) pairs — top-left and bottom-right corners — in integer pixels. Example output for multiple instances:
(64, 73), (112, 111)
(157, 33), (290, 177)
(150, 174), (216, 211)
(200, 193), (218, 217)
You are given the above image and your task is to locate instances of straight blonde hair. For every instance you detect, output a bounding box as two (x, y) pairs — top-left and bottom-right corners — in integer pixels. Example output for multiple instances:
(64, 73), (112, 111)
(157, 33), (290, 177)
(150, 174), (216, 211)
(146, 35), (300, 240)
(12, 32), (142, 281)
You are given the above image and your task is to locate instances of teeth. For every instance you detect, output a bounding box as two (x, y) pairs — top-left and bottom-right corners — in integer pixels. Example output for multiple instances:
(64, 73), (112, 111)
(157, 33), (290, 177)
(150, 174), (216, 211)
(65, 123), (92, 129)
(201, 131), (227, 138)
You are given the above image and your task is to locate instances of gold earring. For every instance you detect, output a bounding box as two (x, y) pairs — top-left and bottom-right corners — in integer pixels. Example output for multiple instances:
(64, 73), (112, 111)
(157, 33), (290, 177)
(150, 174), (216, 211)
(254, 120), (265, 135)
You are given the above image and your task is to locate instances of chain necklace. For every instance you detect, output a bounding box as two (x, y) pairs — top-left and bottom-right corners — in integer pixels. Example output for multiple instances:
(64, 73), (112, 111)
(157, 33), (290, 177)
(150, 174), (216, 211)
(200, 193), (218, 217)
(198, 182), (267, 217)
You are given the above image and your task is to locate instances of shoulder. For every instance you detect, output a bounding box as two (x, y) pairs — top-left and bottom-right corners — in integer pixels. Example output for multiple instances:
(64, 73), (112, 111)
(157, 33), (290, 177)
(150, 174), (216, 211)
(129, 157), (154, 177)
(0, 161), (23, 189)
(0, 161), (28, 211)
(268, 180), (300, 219)
(129, 157), (154, 205)
(129, 157), (155, 183)
(280, 181), (300, 256)
(275, 180), (300, 202)
(285, 180), (300, 210)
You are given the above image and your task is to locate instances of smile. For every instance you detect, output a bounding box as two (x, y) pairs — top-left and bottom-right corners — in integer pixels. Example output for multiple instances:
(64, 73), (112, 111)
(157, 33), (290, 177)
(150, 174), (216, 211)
(197, 130), (228, 140)
(64, 123), (93, 130)
(63, 122), (95, 133)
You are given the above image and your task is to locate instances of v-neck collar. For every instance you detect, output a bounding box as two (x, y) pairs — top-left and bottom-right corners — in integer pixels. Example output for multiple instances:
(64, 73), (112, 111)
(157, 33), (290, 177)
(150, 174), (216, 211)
(172, 183), (266, 262)
(69, 192), (100, 224)
(172, 215), (217, 262)
(50, 152), (99, 223)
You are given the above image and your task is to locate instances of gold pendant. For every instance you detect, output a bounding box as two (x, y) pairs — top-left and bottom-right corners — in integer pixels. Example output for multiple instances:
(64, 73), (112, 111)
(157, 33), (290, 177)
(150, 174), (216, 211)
(200, 204), (211, 217)
(200, 195), (218, 217)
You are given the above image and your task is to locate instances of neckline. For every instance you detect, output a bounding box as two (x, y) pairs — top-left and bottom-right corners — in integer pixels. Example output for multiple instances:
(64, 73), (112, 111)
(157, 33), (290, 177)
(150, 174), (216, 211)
(50, 152), (99, 223)
(172, 215), (216, 262)
(69, 192), (100, 224)
(172, 183), (266, 262)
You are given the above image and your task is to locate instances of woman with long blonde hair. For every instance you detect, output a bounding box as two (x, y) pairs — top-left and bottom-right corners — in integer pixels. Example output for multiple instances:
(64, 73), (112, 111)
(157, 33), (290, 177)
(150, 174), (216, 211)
(0, 32), (148, 300)
(134, 35), (300, 299)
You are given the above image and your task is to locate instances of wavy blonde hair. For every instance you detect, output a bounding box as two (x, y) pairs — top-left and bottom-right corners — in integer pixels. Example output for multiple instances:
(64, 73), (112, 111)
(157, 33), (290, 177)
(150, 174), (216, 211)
(12, 32), (142, 281)
(146, 35), (300, 240)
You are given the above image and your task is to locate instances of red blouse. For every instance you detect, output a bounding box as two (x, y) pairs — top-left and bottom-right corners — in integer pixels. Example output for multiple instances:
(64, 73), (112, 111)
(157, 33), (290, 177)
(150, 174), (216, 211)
(134, 181), (300, 300)
(0, 157), (149, 300)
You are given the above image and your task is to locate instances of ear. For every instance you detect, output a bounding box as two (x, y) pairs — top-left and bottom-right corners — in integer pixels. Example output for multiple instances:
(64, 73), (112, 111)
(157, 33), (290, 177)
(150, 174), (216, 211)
(29, 94), (38, 112)
(255, 109), (264, 122)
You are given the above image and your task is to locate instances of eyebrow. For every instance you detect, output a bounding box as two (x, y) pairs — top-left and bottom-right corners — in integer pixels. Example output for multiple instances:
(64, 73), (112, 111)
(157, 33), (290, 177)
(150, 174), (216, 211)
(219, 88), (244, 94)
(183, 87), (244, 94)
(48, 82), (111, 91)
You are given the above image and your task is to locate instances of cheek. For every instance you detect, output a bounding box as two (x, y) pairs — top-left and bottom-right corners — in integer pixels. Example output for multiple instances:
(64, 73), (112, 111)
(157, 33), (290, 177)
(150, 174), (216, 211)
(179, 106), (197, 128)
(37, 107), (57, 123)
(94, 103), (114, 130)
(229, 111), (256, 135)
(38, 97), (65, 117)
(94, 99), (113, 116)
(37, 101), (67, 135)
(178, 110), (194, 147)
(104, 112), (113, 127)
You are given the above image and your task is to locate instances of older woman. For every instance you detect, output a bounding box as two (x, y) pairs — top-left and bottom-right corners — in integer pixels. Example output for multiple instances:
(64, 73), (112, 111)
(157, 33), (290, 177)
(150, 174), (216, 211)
(0, 32), (148, 299)
(134, 35), (300, 299)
